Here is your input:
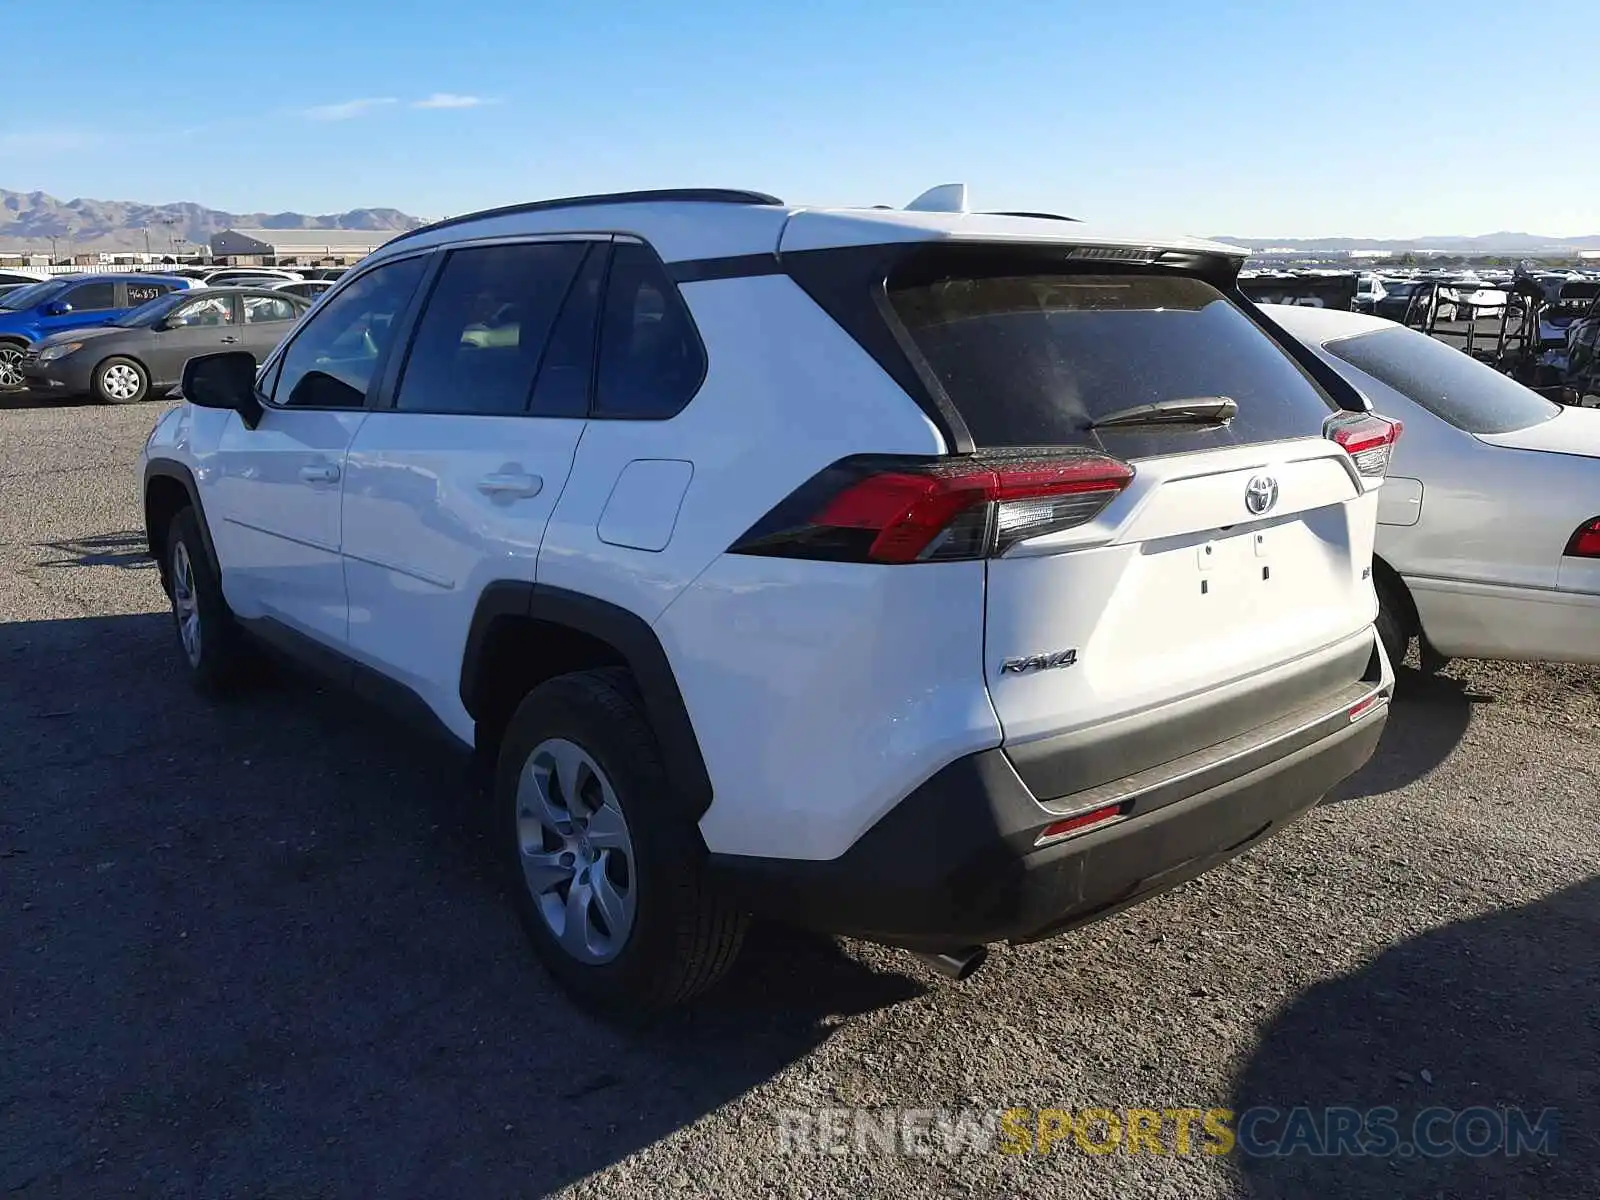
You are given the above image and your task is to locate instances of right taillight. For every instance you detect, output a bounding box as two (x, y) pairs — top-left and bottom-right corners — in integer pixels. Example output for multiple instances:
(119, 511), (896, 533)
(1565, 517), (1600, 558)
(1326, 412), (1403, 479)
(729, 452), (1135, 564)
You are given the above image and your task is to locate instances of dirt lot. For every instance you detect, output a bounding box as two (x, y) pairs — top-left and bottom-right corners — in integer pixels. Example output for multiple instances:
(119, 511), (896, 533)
(2, 395), (1597, 1199)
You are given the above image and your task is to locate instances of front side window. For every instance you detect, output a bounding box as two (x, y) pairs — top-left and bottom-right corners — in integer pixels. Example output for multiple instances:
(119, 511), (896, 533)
(0, 280), (64, 310)
(1324, 325), (1560, 435)
(394, 240), (587, 416)
(169, 296), (234, 327)
(594, 241), (705, 419)
(60, 282), (116, 312)
(272, 255), (428, 409)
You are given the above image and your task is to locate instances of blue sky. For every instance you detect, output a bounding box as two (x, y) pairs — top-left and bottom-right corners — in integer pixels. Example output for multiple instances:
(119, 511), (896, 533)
(4, 0), (1596, 236)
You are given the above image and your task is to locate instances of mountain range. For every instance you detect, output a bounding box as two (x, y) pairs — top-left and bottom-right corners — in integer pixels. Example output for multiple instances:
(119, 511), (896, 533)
(0, 189), (426, 254)
(3, 188), (1595, 258)
(1210, 231), (1600, 254)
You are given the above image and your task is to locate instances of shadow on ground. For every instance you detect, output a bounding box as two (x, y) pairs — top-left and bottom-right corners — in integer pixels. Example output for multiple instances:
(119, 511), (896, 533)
(34, 530), (155, 571)
(0, 388), (95, 411)
(1323, 667), (1484, 804)
(1232, 877), (1600, 1199)
(0, 613), (924, 1197)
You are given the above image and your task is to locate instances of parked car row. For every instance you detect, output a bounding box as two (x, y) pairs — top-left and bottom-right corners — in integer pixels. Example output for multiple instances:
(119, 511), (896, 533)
(19, 288), (311, 404)
(0, 271), (316, 398)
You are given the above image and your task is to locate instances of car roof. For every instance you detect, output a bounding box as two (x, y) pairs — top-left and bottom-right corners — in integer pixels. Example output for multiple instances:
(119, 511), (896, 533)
(179, 286), (309, 298)
(40, 272), (192, 285)
(1259, 304), (1399, 343)
(373, 187), (1248, 272)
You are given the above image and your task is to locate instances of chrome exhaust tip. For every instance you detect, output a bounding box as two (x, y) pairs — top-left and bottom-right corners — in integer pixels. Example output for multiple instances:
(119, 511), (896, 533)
(910, 946), (988, 981)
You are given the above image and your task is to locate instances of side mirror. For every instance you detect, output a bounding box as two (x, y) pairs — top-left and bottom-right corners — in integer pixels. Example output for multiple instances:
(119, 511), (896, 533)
(44, 300), (72, 317)
(182, 351), (263, 429)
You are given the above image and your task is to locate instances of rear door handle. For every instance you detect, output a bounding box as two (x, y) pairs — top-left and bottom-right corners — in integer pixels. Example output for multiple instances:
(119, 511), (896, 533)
(298, 463), (340, 484)
(477, 471), (543, 499)
(220, 336), (239, 344)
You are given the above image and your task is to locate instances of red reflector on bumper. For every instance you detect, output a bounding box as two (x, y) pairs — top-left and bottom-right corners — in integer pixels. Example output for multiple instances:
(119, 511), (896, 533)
(1036, 803), (1123, 846)
(1348, 691), (1387, 723)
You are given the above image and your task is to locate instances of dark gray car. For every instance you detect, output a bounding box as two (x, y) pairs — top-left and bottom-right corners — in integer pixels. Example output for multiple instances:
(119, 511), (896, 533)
(20, 288), (310, 404)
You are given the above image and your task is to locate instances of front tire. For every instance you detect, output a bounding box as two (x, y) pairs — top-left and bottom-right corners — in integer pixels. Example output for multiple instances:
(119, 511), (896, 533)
(497, 668), (746, 1012)
(93, 356), (150, 404)
(0, 341), (25, 392)
(166, 508), (248, 695)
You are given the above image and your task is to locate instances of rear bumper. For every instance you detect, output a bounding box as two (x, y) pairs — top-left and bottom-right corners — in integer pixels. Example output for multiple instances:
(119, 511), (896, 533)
(710, 657), (1389, 951)
(1409, 573), (1600, 664)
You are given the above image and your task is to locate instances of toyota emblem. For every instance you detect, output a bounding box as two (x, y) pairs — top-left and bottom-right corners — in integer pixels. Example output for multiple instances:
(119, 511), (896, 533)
(1244, 474), (1279, 516)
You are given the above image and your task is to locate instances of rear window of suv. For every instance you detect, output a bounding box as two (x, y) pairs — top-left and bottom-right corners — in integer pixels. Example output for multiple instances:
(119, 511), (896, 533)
(888, 268), (1339, 456)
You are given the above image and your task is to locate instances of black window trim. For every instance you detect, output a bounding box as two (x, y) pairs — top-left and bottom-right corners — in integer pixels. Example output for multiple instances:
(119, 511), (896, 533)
(256, 245), (441, 414)
(369, 232), (614, 417)
(252, 230), (711, 421)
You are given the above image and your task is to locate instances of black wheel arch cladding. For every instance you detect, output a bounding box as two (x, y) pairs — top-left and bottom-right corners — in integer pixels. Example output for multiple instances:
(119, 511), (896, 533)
(143, 459), (219, 578)
(461, 582), (713, 819)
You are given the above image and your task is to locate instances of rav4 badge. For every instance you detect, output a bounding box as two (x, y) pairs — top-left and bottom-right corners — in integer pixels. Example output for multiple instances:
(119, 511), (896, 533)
(1000, 649), (1079, 675)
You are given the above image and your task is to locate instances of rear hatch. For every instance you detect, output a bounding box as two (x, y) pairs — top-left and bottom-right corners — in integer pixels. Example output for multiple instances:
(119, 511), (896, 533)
(881, 253), (1393, 800)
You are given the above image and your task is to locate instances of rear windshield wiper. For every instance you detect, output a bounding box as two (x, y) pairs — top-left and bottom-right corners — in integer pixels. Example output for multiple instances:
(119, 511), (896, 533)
(1087, 396), (1238, 429)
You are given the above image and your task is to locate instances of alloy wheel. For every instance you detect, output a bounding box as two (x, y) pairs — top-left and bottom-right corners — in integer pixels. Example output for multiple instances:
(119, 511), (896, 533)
(0, 346), (23, 390)
(170, 540), (202, 667)
(516, 738), (638, 964)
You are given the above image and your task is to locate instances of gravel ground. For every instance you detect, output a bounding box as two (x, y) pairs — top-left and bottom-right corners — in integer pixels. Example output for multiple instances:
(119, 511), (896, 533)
(2, 394), (1597, 1199)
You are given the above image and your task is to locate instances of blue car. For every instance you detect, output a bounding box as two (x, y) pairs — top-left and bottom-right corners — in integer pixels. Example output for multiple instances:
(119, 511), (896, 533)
(0, 274), (199, 390)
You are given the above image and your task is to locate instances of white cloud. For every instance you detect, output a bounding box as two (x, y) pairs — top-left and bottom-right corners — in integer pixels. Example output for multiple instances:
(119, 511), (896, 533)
(411, 93), (493, 110)
(303, 97), (399, 121)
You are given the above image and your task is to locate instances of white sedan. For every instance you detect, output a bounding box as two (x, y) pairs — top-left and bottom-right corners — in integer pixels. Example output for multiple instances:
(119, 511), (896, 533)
(1267, 304), (1600, 669)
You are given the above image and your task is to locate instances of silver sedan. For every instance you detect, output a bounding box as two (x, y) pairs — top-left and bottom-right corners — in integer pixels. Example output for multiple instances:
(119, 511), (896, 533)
(1267, 304), (1600, 669)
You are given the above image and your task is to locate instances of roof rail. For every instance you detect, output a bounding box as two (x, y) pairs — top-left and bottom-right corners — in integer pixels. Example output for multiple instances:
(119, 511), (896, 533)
(986, 211), (1082, 222)
(385, 188), (784, 246)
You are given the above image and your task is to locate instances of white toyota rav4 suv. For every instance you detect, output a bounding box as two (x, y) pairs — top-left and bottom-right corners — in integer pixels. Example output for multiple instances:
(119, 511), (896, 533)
(141, 186), (1397, 1009)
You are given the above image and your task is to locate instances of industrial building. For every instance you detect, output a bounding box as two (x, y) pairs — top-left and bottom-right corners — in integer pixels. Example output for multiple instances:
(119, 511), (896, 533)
(207, 227), (401, 266)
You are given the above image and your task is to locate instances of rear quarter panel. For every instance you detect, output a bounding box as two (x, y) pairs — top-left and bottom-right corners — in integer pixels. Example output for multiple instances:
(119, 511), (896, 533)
(537, 272), (994, 861)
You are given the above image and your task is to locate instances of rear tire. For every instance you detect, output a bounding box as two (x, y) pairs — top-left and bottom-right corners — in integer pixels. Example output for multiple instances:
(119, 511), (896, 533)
(1374, 571), (1413, 671)
(93, 356), (150, 404)
(165, 508), (248, 696)
(497, 667), (746, 1012)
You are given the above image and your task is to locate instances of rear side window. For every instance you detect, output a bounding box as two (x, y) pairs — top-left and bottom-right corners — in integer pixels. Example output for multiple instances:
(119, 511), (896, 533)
(125, 281), (170, 306)
(528, 243), (605, 418)
(242, 295), (300, 324)
(1323, 325), (1560, 435)
(394, 241), (587, 416)
(594, 241), (705, 419)
(888, 270), (1338, 455)
(61, 282), (117, 312)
